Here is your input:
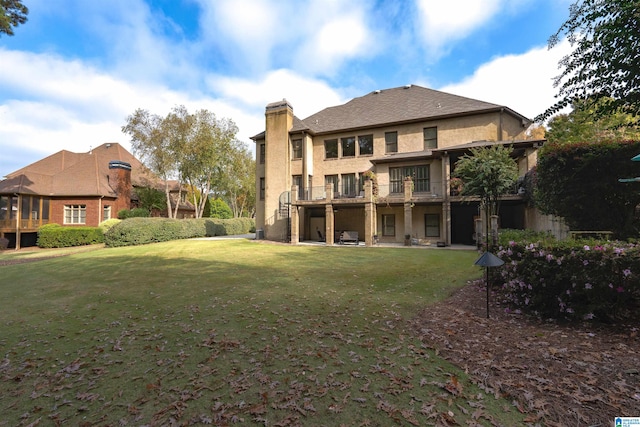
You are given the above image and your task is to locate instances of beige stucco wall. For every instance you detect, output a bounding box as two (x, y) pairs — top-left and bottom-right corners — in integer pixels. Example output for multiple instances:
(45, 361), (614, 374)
(256, 98), (538, 243)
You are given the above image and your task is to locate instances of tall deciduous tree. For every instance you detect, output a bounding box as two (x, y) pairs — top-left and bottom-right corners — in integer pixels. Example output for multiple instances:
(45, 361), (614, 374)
(536, 0), (640, 125)
(214, 142), (256, 218)
(122, 108), (180, 218)
(546, 98), (640, 143)
(0, 0), (28, 36)
(122, 106), (242, 219)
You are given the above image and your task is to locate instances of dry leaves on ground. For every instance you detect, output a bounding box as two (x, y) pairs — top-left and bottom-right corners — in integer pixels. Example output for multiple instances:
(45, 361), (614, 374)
(411, 283), (640, 426)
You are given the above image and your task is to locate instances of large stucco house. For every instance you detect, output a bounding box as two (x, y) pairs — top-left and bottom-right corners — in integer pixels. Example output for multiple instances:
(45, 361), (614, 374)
(0, 142), (194, 248)
(252, 84), (547, 246)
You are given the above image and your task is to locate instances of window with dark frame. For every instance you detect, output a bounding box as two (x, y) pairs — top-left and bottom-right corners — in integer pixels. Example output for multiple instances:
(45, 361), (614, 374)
(325, 175), (338, 196)
(358, 134), (373, 155)
(389, 165), (430, 193)
(259, 177), (265, 200)
(325, 139), (338, 159)
(292, 139), (302, 159)
(385, 131), (397, 153)
(382, 214), (395, 236)
(423, 127), (437, 149)
(341, 137), (356, 157)
(342, 173), (356, 197)
(259, 143), (265, 164)
(425, 213), (440, 237)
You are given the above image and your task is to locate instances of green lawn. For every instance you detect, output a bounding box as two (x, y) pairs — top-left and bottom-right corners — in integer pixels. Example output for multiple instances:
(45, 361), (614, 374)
(0, 240), (524, 426)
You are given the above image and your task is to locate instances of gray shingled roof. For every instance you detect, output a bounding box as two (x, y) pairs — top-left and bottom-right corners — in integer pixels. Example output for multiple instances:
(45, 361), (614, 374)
(289, 84), (529, 135)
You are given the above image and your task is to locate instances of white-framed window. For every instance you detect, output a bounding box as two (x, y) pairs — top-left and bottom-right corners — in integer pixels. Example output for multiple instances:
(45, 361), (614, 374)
(103, 205), (111, 221)
(382, 214), (395, 236)
(64, 205), (86, 224)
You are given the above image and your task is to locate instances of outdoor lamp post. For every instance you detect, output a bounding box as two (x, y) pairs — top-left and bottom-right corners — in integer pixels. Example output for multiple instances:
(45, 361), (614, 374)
(474, 251), (504, 319)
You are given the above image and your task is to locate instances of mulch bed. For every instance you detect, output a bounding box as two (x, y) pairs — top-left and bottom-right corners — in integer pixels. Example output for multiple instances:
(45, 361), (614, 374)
(411, 283), (640, 426)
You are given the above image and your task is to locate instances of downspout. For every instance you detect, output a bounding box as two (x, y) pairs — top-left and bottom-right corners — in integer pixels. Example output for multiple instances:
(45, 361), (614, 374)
(14, 193), (20, 250)
(301, 131), (307, 197)
(498, 108), (504, 141)
(301, 131), (307, 240)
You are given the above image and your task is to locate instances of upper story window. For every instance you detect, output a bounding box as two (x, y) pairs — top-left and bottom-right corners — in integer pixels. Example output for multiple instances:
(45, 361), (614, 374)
(325, 139), (338, 159)
(341, 137), (356, 157)
(423, 127), (437, 149)
(292, 139), (302, 160)
(385, 131), (398, 153)
(358, 134), (373, 155)
(259, 143), (265, 164)
(64, 205), (86, 224)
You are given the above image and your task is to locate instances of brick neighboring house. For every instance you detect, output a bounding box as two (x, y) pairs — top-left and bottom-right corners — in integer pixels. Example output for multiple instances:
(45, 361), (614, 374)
(252, 84), (550, 246)
(0, 142), (194, 249)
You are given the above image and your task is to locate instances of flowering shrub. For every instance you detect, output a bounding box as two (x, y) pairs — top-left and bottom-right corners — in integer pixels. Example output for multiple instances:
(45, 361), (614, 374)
(493, 239), (640, 322)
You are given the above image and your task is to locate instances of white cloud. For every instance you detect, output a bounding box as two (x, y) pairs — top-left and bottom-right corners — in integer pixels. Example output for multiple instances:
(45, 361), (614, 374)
(207, 69), (346, 120)
(196, 0), (288, 73)
(415, 0), (534, 58)
(439, 38), (572, 121)
(0, 49), (265, 176)
(196, 0), (376, 76)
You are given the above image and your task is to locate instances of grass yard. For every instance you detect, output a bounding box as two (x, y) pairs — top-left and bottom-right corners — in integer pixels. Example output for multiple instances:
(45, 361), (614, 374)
(0, 240), (525, 426)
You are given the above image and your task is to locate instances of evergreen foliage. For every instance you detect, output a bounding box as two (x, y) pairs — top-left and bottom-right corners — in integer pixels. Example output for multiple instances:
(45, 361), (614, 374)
(208, 197), (233, 219)
(535, 140), (640, 237)
(37, 224), (104, 248)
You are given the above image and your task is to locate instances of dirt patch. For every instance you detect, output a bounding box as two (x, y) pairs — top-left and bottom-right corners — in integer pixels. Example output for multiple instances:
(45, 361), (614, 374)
(411, 283), (640, 425)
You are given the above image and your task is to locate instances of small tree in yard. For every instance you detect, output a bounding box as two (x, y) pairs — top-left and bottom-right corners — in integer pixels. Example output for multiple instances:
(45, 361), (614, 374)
(453, 146), (519, 248)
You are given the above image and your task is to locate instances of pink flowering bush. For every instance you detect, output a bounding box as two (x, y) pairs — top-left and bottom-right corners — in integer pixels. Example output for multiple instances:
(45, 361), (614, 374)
(493, 239), (640, 322)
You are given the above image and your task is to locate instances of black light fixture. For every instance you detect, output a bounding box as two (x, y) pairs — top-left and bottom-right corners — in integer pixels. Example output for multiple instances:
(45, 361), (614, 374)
(474, 251), (504, 319)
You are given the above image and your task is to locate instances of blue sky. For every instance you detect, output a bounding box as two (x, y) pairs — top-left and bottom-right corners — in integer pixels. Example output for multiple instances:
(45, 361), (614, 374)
(0, 0), (574, 177)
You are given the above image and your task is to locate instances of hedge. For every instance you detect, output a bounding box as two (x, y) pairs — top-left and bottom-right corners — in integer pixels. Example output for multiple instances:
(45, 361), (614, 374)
(104, 217), (255, 247)
(493, 238), (640, 323)
(37, 223), (104, 248)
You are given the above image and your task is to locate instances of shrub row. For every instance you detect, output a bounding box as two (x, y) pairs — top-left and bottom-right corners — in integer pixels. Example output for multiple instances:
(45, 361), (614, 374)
(37, 223), (104, 248)
(104, 217), (255, 247)
(118, 208), (151, 219)
(493, 238), (640, 322)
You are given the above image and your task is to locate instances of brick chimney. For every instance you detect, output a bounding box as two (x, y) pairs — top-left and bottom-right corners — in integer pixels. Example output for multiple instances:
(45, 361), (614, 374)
(108, 161), (132, 213)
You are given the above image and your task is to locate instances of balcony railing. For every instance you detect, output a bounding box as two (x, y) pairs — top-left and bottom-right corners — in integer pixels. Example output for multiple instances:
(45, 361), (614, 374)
(0, 219), (51, 230)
